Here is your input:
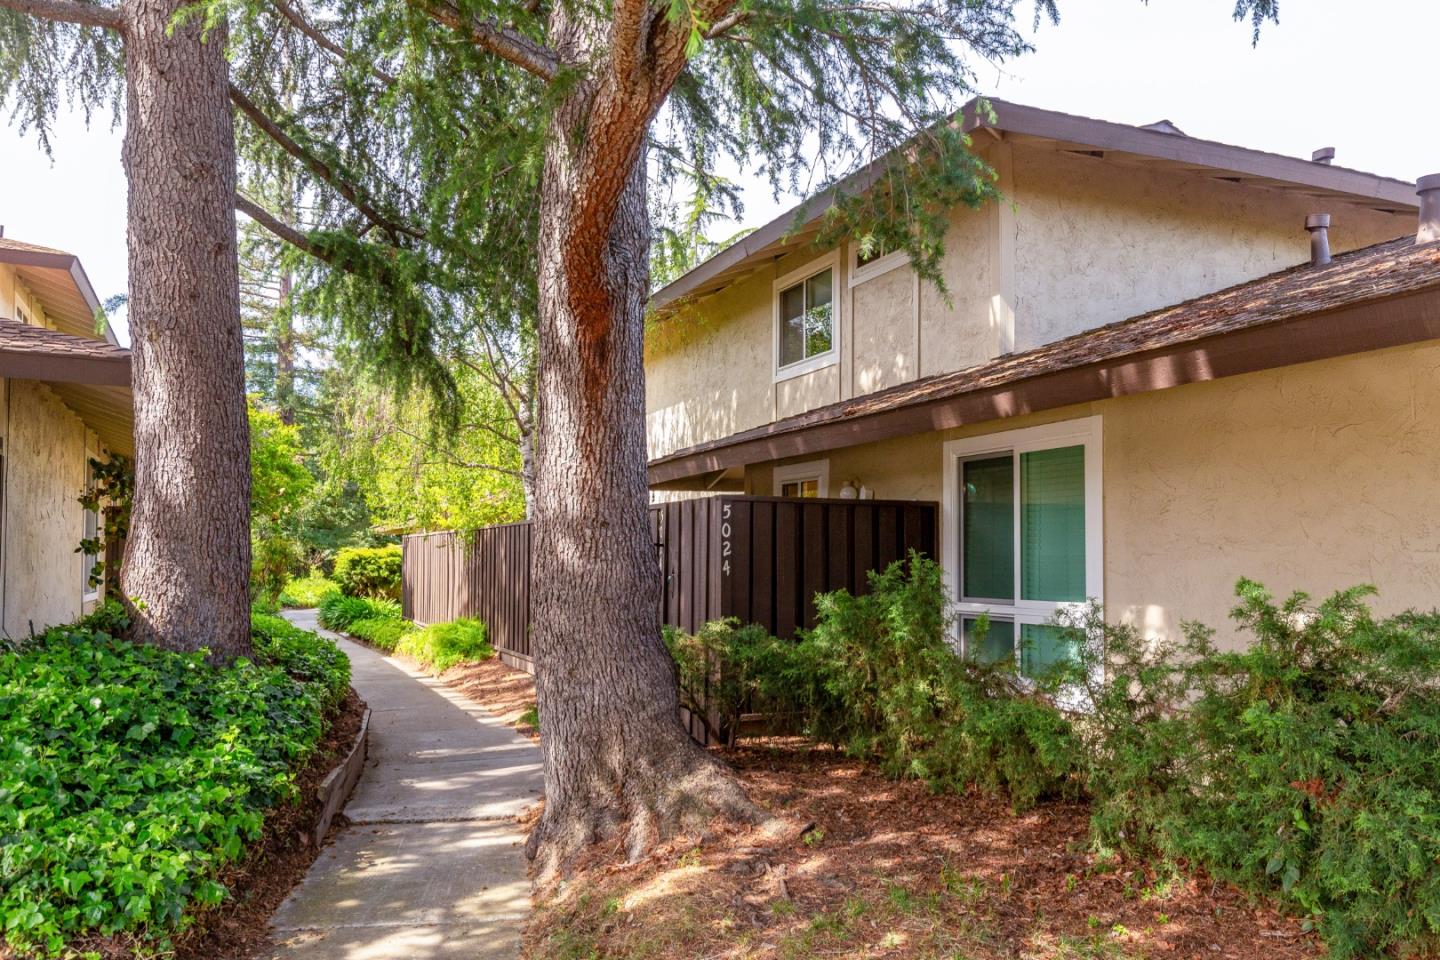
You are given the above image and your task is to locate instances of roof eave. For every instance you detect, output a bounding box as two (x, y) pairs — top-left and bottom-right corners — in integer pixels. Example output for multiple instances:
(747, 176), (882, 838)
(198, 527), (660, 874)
(647, 284), (1440, 484)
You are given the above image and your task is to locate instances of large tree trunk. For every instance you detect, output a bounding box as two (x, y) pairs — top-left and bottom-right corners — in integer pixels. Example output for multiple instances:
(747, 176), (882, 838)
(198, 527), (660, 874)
(525, 40), (763, 876)
(119, 0), (253, 660)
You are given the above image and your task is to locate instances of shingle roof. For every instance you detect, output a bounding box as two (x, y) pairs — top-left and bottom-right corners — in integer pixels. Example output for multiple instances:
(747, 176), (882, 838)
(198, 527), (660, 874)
(0, 319), (131, 385)
(0, 237), (73, 258)
(650, 235), (1440, 479)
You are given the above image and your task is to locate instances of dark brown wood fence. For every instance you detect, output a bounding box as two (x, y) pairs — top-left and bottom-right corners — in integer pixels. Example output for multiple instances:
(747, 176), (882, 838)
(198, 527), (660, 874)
(402, 494), (938, 686)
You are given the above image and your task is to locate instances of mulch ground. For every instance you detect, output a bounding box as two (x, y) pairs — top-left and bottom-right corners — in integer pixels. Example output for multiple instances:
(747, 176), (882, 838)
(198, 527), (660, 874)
(433, 656), (1324, 960)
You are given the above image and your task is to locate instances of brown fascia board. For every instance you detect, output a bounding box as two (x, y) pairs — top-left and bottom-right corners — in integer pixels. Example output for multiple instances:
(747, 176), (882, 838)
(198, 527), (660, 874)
(647, 286), (1440, 484)
(0, 349), (131, 386)
(0, 247), (111, 344)
(647, 98), (1418, 313)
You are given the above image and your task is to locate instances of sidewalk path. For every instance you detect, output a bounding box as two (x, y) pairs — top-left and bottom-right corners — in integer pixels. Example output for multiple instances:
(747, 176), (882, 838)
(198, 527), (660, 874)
(265, 610), (544, 959)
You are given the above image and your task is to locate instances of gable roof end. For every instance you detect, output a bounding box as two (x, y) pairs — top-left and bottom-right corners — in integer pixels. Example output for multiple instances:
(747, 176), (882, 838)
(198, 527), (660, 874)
(648, 98), (1418, 316)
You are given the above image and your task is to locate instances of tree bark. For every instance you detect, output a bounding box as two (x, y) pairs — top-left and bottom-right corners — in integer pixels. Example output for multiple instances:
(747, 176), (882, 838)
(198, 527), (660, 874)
(119, 0), (253, 660)
(525, 10), (763, 877)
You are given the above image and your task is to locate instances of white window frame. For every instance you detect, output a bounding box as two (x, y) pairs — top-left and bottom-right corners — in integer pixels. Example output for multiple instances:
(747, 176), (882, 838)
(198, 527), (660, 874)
(941, 416), (1103, 663)
(773, 251), (841, 382)
(773, 458), (830, 498)
(847, 240), (911, 287)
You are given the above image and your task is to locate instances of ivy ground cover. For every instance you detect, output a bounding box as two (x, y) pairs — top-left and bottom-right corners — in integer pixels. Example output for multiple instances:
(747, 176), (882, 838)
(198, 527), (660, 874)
(0, 607), (349, 956)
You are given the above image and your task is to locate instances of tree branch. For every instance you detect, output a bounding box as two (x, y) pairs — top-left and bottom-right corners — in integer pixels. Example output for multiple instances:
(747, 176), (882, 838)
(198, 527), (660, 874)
(0, 0), (122, 29)
(229, 82), (424, 243)
(269, 0), (397, 85)
(610, 0), (646, 89)
(236, 194), (331, 263)
(420, 0), (558, 80)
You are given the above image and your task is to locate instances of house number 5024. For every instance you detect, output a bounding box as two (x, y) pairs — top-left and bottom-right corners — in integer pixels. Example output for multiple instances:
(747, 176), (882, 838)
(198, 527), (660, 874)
(720, 503), (733, 577)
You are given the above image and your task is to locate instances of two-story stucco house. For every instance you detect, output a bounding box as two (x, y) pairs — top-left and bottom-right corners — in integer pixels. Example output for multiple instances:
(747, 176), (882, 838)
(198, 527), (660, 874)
(0, 232), (133, 638)
(644, 99), (1440, 666)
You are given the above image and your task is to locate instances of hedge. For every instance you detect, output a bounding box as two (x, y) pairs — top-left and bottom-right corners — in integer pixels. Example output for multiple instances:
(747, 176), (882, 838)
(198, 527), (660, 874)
(332, 546), (402, 600)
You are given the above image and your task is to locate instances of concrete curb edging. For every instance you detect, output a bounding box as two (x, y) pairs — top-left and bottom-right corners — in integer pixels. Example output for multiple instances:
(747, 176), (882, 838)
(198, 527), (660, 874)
(313, 700), (370, 844)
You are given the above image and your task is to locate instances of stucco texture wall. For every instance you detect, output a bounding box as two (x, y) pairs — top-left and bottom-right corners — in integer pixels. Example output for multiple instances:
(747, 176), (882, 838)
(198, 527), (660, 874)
(647, 146), (1414, 463)
(746, 341), (1440, 649)
(3, 380), (87, 639)
(1009, 145), (1410, 351)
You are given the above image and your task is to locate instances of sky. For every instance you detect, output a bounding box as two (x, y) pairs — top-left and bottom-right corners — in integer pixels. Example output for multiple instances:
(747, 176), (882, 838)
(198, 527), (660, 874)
(2, 0), (1437, 346)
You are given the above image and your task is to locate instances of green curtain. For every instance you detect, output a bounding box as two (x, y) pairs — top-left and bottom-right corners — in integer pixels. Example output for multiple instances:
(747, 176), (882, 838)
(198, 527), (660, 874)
(1020, 445), (1085, 602)
(961, 455), (1013, 601)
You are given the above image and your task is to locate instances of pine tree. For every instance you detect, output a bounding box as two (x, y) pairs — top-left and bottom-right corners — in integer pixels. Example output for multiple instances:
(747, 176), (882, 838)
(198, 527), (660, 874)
(0, 0), (252, 659)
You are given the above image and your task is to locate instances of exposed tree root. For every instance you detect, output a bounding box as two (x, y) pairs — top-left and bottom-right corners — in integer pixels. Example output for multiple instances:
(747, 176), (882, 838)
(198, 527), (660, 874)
(525, 735), (784, 886)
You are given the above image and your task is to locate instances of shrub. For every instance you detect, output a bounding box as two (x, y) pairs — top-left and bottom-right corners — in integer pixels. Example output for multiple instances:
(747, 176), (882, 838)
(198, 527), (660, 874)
(395, 618), (493, 671)
(317, 592), (400, 632)
(663, 618), (780, 745)
(0, 612), (347, 956)
(280, 572), (340, 608)
(251, 533), (302, 608)
(1080, 581), (1440, 959)
(347, 615), (415, 652)
(332, 545), (402, 600)
(665, 555), (1080, 809)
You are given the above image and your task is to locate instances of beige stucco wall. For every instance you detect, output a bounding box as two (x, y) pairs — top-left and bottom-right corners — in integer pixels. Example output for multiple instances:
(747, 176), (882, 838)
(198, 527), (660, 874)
(2, 379), (90, 639)
(1009, 146), (1409, 351)
(645, 142), (1414, 462)
(743, 341), (1440, 649)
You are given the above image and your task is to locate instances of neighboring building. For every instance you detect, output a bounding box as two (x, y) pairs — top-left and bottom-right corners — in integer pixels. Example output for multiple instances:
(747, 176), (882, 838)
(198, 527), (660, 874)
(0, 233), (133, 639)
(644, 99), (1440, 660)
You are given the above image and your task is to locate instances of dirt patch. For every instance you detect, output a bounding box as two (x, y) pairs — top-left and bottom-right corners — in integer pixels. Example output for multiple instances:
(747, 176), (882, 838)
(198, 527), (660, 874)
(524, 740), (1323, 960)
(437, 657), (539, 739)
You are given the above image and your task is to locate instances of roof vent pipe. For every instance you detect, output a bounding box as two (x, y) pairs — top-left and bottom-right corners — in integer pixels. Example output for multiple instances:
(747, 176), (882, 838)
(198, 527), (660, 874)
(1418, 175), (1440, 244)
(1312, 147), (1335, 165)
(1305, 214), (1332, 266)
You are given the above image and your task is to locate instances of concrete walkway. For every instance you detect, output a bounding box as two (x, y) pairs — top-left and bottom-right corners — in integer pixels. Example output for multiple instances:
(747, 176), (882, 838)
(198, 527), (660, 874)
(265, 610), (544, 960)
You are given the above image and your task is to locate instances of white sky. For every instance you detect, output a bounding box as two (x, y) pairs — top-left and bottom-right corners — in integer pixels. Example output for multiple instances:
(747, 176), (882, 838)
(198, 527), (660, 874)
(2, 0), (1437, 346)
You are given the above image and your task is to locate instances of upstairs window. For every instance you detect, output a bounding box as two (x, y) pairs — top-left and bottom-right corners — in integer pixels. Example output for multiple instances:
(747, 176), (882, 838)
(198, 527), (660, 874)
(773, 253), (840, 380)
(848, 238), (911, 286)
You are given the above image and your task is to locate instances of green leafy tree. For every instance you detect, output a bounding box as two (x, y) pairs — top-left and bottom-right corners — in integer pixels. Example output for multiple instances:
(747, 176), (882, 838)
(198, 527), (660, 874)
(208, 0), (1282, 872)
(249, 399), (315, 604)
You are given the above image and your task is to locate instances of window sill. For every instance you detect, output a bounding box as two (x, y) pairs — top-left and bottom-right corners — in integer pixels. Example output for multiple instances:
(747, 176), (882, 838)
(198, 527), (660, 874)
(774, 353), (838, 383)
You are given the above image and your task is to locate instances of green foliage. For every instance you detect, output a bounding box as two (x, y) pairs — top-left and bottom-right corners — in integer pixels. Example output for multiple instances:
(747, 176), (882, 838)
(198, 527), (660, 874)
(249, 399), (317, 608)
(75, 454), (132, 596)
(1078, 582), (1440, 958)
(666, 555), (1079, 808)
(332, 545), (402, 600)
(663, 618), (782, 745)
(395, 618), (493, 672)
(346, 616), (414, 652)
(249, 398), (314, 534)
(319, 364), (528, 534)
(0, 612), (347, 955)
(279, 572), (341, 608)
(316, 592), (400, 632)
